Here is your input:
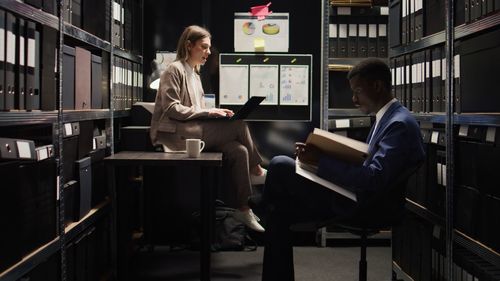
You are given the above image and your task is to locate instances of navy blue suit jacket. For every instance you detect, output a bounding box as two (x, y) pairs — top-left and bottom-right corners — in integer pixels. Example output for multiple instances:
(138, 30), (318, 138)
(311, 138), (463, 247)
(317, 101), (425, 214)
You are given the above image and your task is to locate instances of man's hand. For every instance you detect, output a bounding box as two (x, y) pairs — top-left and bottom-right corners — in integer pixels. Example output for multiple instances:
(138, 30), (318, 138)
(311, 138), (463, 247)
(295, 142), (322, 166)
(208, 108), (234, 118)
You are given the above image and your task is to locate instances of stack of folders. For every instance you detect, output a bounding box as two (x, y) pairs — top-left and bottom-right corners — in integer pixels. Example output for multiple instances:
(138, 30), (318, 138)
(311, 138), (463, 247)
(112, 56), (143, 110)
(329, 6), (388, 59)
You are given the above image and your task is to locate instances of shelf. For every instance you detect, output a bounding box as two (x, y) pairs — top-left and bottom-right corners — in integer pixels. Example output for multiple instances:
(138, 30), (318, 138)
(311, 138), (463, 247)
(453, 113), (500, 127)
(113, 47), (143, 64)
(0, 111), (57, 127)
(412, 113), (500, 126)
(405, 199), (445, 227)
(0, 237), (60, 281)
(455, 10), (500, 40)
(0, 0), (59, 30)
(389, 31), (446, 57)
(112, 109), (131, 119)
(62, 110), (112, 123)
(328, 108), (367, 117)
(63, 23), (112, 52)
(65, 200), (111, 242)
(413, 113), (446, 124)
(392, 261), (414, 281)
(454, 230), (500, 269)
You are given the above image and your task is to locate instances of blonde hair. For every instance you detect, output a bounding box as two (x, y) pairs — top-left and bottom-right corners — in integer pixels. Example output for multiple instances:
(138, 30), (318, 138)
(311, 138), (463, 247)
(176, 25), (211, 73)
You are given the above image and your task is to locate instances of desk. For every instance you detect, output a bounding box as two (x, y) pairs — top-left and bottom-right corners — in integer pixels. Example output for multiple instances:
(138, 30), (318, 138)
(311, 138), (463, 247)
(105, 151), (223, 281)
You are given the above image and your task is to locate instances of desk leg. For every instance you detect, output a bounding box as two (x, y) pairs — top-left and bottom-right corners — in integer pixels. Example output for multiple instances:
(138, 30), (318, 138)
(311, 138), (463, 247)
(200, 166), (216, 281)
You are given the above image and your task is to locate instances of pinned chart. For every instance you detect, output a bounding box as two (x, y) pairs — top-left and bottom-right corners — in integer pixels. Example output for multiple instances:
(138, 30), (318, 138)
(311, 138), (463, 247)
(219, 53), (312, 121)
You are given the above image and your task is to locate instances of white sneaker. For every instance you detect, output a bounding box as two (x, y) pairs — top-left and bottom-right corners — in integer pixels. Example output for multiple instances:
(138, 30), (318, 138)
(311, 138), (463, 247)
(250, 168), (267, 186)
(233, 209), (265, 232)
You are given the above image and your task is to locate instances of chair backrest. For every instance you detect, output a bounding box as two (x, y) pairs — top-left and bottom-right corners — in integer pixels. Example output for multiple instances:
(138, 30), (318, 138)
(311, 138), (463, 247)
(344, 161), (424, 228)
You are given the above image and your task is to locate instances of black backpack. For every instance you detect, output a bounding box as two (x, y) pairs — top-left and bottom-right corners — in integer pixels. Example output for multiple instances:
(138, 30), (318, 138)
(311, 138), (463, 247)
(191, 200), (257, 251)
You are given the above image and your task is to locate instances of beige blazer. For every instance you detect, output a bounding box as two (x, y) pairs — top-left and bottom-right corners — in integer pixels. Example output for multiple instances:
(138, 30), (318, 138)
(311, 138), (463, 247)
(150, 60), (209, 151)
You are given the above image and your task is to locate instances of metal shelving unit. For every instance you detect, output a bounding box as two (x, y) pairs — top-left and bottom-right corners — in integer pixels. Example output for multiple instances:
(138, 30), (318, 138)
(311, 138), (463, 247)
(0, 0), (59, 29)
(114, 47), (143, 64)
(0, 0), (142, 279)
(0, 238), (61, 281)
(455, 231), (500, 269)
(392, 262), (414, 281)
(405, 199), (445, 227)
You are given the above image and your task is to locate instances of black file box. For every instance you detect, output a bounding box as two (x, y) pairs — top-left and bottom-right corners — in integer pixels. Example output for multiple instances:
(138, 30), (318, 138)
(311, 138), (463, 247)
(460, 28), (500, 112)
(478, 194), (500, 253)
(456, 139), (478, 188)
(63, 180), (78, 224)
(0, 162), (23, 272)
(62, 45), (75, 110)
(41, 25), (57, 110)
(425, 0), (445, 36)
(82, 0), (111, 41)
(121, 126), (155, 151)
(75, 156), (92, 220)
(454, 185), (480, 239)
(25, 20), (40, 111)
(89, 148), (107, 206)
(0, 137), (19, 159)
(78, 120), (93, 159)
(476, 143), (500, 198)
(62, 135), (78, 183)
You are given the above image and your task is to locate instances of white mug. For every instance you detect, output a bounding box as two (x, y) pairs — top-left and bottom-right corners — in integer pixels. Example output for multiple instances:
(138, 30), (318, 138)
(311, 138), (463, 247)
(186, 139), (205, 158)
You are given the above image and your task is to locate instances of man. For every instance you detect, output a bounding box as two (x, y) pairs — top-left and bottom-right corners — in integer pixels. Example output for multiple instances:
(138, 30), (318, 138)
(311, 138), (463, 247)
(261, 58), (425, 281)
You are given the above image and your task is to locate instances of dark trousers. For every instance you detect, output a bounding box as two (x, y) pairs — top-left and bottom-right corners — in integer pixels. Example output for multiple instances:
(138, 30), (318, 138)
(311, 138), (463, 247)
(261, 155), (357, 281)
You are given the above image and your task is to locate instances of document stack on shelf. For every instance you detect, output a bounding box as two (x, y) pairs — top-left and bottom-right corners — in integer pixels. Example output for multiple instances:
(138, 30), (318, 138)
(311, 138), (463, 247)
(295, 128), (370, 201)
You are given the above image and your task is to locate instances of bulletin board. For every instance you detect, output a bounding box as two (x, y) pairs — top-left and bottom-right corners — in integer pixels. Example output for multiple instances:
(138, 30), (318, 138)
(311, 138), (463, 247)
(219, 53), (312, 121)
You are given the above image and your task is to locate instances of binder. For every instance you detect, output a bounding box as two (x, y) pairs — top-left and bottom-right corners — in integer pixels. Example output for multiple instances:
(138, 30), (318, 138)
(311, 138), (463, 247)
(401, 0), (408, 44)
(414, 0), (424, 39)
(91, 54), (102, 109)
(75, 47), (91, 110)
(357, 24), (368, 57)
(440, 52), (446, 113)
(465, 0), (471, 23)
(368, 24), (378, 57)
(487, 0), (495, 13)
(338, 24), (348, 58)
(455, 0), (466, 26)
(409, 0), (415, 42)
(25, 20), (39, 110)
(390, 59), (396, 98)
(378, 24), (387, 57)
(43, 0), (57, 16)
(124, 0), (133, 51)
(82, 0), (111, 41)
(112, 0), (123, 48)
(62, 45), (75, 110)
(5, 12), (16, 110)
(431, 47), (442, 112)
(62, 135), (78, 183)
(389, 0), (402, 47)
(63, 0), (71, 23)
(329, 23), (338, 58)
(425, 0), (445, 36)
(16, 18), (26, 110)
(454, 48), (461, 113)
(71, 0), (82, 27)
(101, 52), (109, 109)
(348, 24), (358, 57)
(405, 54), (412, 110)
(41, 26), (57, 110)
(24, 0), (43, 8)
(395, 57), (405, 104)
(0, 10), (5, 110)
(424, 49), (432, 112)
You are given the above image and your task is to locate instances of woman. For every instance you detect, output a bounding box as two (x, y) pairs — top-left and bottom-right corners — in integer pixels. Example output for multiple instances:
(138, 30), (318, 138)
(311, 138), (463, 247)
(150, 25), (266, 232)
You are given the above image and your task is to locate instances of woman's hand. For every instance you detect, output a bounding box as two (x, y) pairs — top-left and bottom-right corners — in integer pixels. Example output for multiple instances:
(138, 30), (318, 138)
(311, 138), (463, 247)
(208, 108), (234, 118)
(295, 142), (322, 166)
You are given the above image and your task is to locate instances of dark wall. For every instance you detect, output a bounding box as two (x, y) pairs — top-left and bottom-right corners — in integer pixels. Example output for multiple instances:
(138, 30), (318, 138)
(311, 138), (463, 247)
(143, 0), (323, 163)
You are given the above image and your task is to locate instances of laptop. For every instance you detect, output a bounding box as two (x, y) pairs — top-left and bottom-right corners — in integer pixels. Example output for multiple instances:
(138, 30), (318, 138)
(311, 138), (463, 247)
(216, 96), (265, 120)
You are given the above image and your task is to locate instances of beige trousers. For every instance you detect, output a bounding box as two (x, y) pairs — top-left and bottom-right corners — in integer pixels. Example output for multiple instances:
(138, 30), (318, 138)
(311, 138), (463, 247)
(201, 120), (263, 207)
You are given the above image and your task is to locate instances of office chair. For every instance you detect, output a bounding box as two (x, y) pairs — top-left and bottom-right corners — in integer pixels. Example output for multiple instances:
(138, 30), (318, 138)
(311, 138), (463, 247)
(291, 162), (422, 281)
